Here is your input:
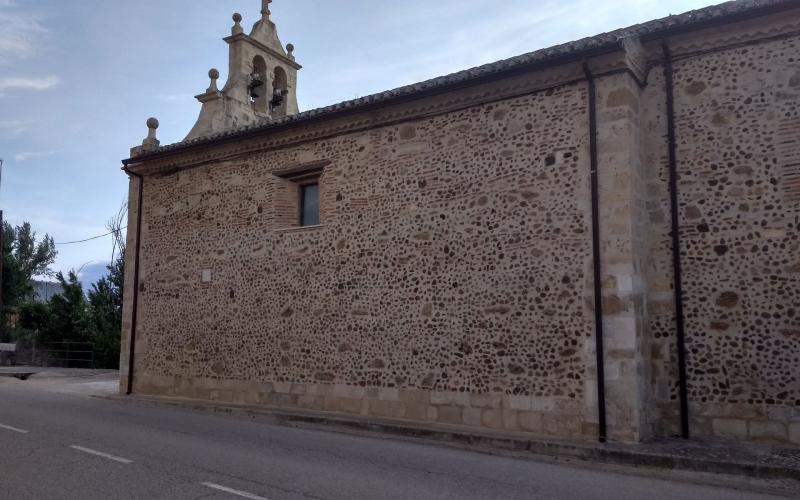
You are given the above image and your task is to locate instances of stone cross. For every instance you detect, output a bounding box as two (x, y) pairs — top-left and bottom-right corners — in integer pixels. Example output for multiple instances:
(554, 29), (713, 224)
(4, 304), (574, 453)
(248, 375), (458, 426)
(262, 0), (272, 19)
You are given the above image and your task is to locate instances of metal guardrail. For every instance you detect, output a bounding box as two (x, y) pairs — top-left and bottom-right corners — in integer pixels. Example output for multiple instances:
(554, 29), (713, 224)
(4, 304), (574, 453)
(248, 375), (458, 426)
(39, 341), (95, 368)
(0, 342), (16, 367)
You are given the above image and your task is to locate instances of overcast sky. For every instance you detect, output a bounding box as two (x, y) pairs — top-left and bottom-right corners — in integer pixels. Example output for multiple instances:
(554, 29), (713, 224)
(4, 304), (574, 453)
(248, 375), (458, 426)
(1, 0), (718, 285)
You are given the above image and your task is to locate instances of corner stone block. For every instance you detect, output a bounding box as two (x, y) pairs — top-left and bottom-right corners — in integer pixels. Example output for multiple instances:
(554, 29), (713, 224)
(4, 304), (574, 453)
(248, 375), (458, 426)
(749, 421), (788, 441)
(273, 381), (292, 394)
(506, 395), (531, 411)
(430, 391), (453, 405)
(471, 393), (501, 409)
(502, 410), (519, 430)
(712, 418), (748, 438)
(399, 389), (429, 405)
(296, 395), (325, 411)
(530, 397), (555, 412)
(790, 423), (800, 445)
(543, 413), (582, 437)
(437, 405), (463, 425)
(518, 412), (543, 433)
(368, 399), (406, 418)
(338, 397), (365, 414)
(463, 407), (483, 427)
(405, 403), (432, 421)
(378, 387), (400, 401)
(481, 409), (505, 430)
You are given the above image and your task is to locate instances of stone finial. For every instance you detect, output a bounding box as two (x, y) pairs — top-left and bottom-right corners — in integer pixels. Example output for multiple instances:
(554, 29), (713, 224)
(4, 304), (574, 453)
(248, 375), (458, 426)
(232, 13), (243, 35)
(143, 117), (160, 148)
(261, 0), (272, 20)
(207, 68), (220, 92)
(130, 117), (160, 157)
(286, 43), (295, 60)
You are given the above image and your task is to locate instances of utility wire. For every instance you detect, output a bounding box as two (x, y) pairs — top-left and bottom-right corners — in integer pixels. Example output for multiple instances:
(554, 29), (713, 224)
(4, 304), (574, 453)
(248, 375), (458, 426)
(55, 227), (127, 245)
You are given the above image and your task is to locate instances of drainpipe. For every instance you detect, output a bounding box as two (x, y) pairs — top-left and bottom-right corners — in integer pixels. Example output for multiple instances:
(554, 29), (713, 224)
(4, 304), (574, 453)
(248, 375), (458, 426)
(661, 41), (690, 439)
(583, 62), (607, 443)
(122, 168), (144, 395)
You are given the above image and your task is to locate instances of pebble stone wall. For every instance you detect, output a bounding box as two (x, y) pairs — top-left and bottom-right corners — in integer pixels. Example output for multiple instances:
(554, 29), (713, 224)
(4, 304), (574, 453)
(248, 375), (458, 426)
(671, 34), (800, 441)
(128, 83), (599, 439)
(643, 28), (800, 443)
(122, 12), (800, 445)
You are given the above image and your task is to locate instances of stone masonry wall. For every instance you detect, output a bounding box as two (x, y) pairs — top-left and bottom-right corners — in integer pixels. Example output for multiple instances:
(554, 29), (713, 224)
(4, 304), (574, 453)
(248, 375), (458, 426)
(670, 34), (800, 443)
(126, 82), (600, 440)
(593, 69), (654, 442)
(642, 25), (800, 444)
(121, 12), (800, 446)
(641, 66), (683, 438)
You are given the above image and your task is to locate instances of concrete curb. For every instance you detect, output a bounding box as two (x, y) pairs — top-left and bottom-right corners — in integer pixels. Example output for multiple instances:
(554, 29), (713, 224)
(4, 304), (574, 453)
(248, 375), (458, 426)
(103, 394), (800, 483)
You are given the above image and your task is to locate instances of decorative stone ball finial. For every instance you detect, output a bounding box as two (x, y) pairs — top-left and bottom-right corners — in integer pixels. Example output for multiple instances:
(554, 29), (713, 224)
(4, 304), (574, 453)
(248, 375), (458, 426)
(130, 117), (160, 157)
(142, 117), (160, 149)
(262, 0), (272, 19)
(232, 12), (243, 35)
(207, 68), (220, 92)
(286, 43), (295, 59)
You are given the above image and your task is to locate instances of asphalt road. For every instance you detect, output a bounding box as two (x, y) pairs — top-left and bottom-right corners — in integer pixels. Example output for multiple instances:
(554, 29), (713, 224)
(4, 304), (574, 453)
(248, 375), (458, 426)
(0, 375), (792, 500)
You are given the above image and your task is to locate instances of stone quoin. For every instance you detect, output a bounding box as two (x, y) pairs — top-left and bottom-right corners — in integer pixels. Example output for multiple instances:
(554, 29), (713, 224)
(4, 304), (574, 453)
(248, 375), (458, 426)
(120, 0), (800, 445)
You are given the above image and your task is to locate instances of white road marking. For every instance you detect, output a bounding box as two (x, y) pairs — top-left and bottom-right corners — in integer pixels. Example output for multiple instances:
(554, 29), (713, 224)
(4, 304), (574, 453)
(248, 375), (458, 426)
(201, 482), (271, 500)
(69, 445), (133, 464)
(0, 423), (29, 434)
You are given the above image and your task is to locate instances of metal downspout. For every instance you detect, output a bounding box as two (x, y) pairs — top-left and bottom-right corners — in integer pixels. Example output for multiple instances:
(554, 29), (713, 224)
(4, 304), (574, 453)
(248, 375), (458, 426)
(662, 41), (690, 439)
(583, 62), (607, 443)
(123, 168), (144, 396)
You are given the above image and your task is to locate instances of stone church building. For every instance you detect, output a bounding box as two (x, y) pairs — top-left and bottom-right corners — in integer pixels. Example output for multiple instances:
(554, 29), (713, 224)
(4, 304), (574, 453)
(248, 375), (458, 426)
(120, 0), (800, 445)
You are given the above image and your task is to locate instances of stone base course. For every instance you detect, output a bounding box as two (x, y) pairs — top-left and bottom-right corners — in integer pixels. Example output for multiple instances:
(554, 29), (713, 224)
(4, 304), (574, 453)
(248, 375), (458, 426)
(133, 375), (590, 440)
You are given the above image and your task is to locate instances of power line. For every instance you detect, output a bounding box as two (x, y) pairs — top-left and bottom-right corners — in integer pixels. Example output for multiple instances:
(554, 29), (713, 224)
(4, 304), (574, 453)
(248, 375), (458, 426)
(55, 227), (127, 245)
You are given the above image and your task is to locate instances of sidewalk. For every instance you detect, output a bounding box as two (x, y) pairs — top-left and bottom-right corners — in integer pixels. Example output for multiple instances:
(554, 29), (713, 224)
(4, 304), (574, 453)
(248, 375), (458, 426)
(0, 367), (117, 378)
(108, 393), (800, 484)
(0, 368), (119, 394)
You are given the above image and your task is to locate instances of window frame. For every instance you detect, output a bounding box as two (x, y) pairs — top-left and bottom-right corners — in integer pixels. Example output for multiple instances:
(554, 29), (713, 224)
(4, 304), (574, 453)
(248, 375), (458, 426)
(272, 161), (329, 230)
(298, 179), (320, 227)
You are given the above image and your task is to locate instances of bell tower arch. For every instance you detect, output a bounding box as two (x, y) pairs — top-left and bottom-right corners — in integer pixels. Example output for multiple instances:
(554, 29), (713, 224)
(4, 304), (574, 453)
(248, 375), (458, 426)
(186, 0), (301, 140)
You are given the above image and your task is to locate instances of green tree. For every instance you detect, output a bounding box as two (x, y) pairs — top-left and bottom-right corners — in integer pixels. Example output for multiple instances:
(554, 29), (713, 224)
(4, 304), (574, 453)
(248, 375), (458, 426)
(43, 271), (89, 344)
(18, 301), (51, 332)
(4, 210), (125, 368)
(84, 202), (127, 368)
(2, 221), (57, 340)
(16, 301), (52, 346)
(87, 254), (124, 369)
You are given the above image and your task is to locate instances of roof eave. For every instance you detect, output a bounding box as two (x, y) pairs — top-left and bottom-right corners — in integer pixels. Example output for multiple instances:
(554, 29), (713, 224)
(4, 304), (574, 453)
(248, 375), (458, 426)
(122, 0), (799, 167)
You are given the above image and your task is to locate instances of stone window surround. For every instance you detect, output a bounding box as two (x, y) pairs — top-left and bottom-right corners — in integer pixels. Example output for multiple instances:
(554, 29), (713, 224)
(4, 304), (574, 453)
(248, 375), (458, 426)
(272, 160), (329, 230)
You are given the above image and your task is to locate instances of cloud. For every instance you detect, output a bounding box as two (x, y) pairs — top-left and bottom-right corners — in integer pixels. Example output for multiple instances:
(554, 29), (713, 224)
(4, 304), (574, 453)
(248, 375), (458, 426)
(0, 119), (31, 134)
(311, 0), (704, 109)
(77, 260), (111, 289)
(313, 0), (593, 100)
(0, 1), (48, 64)
(157, 93), (194, 103)
(14, 150), (59, 162)
(0, 75), (60, 93)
